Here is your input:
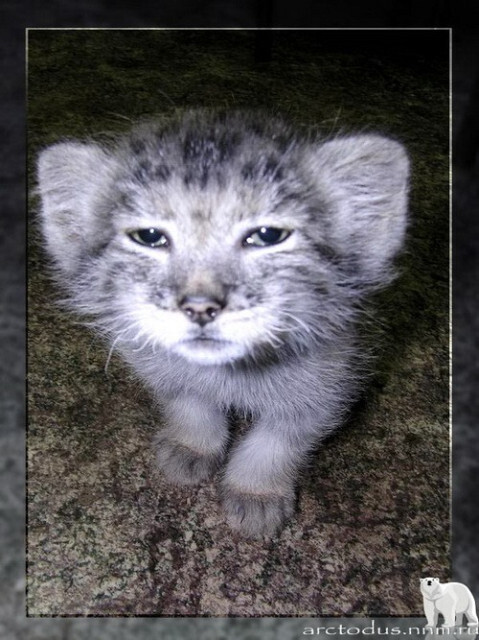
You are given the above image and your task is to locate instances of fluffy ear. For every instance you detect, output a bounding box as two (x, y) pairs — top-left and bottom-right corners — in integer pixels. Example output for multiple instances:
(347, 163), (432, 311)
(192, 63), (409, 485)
(37, 142), (117, 276)
(306, 134), (409, 282)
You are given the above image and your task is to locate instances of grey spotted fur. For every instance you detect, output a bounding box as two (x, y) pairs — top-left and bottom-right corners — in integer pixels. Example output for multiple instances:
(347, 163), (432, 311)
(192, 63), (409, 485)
(37, 110), (409, 538)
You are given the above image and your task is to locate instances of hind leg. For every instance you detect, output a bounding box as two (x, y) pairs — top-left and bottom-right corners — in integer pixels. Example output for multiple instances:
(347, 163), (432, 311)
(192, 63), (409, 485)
(465, 602), (478, 627)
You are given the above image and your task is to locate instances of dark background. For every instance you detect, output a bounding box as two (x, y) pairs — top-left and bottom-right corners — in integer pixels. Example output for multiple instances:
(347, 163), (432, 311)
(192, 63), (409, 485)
(1, 0), (478, 637)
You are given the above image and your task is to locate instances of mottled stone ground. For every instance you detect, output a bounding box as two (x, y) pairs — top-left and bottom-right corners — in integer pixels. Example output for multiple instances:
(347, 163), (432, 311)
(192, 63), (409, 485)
(27, 29), (450, 617)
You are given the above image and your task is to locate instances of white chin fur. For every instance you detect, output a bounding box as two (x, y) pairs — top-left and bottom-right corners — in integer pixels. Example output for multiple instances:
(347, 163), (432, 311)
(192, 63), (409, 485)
(173, 339), (248, 365)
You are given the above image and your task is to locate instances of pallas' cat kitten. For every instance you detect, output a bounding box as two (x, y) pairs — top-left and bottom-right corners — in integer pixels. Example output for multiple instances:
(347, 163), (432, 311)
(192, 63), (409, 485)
(37, 110), (409, 537)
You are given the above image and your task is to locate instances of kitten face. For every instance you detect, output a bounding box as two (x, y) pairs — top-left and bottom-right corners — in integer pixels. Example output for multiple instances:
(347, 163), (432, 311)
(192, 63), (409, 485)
(86, 167), (327, 364)
(37, 110), (409, 367)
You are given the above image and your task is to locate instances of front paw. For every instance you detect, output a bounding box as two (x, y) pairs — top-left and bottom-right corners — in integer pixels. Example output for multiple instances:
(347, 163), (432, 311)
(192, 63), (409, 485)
(154, 435), (223, 486)
(221, 485), (296, 538)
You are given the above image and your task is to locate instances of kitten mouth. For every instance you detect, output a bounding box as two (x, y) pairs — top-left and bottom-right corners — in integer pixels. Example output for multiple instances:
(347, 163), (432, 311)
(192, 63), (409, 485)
(173, 331), (249, 365)
(187, 328), (226, 343)
(187, 335), (229, 347)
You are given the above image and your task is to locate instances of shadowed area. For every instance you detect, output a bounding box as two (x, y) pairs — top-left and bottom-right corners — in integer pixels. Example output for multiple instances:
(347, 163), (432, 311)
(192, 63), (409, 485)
(27, 29), (449, 616)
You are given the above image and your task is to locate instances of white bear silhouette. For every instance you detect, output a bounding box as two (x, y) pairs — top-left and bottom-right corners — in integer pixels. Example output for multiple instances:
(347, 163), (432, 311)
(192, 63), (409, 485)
(420, 577), (478, 629)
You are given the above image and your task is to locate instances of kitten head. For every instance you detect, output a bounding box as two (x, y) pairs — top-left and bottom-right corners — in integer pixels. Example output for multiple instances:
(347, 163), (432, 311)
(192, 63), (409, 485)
(37, 110), (409, 366)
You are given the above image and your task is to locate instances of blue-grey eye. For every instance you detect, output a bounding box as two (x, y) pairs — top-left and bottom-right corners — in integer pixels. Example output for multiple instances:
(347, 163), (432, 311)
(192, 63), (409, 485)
(128, 228), (170, 248)
(243, 226), (291, 247)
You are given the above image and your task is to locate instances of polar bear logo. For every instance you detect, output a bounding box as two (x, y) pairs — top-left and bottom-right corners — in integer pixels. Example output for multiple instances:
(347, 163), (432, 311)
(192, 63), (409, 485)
(420, 577), (478, 630)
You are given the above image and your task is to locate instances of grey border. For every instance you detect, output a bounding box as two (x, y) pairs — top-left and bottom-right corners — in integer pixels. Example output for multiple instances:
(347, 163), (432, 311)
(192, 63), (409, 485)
(1, 7), (476, 639)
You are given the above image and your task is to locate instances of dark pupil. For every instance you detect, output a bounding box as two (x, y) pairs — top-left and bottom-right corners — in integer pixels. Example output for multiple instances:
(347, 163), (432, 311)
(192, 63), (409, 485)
(138, 228), (163, 244)
(258, 227), (283, 244)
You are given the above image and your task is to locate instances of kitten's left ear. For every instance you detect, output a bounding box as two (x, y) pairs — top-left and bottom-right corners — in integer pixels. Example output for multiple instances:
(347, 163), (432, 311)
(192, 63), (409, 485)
(305, 134), (410, 282)
(37, 141), (118, 277)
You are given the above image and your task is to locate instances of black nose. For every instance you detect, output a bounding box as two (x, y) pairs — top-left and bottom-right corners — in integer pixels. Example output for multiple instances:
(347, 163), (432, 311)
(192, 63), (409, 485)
(179, 295), (225, 326)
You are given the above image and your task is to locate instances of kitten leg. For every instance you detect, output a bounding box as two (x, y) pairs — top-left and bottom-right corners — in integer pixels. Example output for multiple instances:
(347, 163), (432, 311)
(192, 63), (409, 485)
(221, 413), (322, 538)
(155, 395), (229, 485)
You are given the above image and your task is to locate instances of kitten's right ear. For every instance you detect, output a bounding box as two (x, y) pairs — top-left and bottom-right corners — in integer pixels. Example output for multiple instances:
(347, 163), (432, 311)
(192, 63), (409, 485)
(37, 142), (117, 276)
(304, 134), (409, 285)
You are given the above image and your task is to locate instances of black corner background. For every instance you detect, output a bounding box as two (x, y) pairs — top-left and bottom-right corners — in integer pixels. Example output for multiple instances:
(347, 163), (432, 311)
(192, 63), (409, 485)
(1, 0), (478, 636)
